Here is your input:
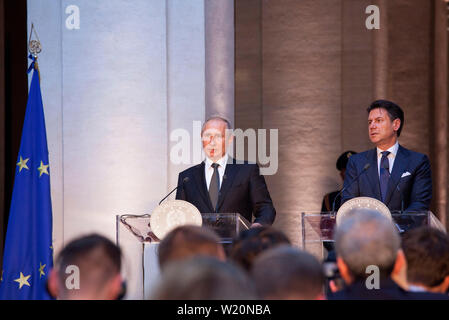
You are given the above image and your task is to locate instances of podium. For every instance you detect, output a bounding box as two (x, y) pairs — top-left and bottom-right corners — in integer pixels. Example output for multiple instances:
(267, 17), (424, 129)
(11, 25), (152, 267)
(116, 212), (250, 299)
(301, 211), (445, 260)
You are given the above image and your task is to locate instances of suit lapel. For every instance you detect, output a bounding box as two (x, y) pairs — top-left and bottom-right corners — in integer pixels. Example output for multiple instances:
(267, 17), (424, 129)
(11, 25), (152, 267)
(216, 158), (240, 212)
(384, 145), (409, 205)
(193, 162), (215, 212)
(365, 148), (382, 200)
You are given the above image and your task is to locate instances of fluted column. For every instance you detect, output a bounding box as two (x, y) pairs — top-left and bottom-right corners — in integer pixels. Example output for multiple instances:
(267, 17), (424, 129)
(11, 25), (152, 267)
(433, 0), (448, 227)
(205, 0), (234, 125)
(372, 0), (389, 99)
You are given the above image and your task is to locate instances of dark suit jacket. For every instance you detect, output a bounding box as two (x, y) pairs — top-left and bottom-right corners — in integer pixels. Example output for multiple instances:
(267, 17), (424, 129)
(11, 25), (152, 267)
(341, 145), (432, 213)
(328, 278), (449, 300)
(175, 159), (276, 225)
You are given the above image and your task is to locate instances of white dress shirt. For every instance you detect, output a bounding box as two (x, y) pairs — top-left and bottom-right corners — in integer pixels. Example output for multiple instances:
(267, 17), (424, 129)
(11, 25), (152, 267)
(376, 141), (399, 177)
(204, 154), (228, 191)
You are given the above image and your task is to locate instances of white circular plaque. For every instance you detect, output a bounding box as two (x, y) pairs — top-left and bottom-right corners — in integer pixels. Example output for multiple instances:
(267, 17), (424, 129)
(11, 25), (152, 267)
(150, 200), (202, 240)
(336, 197), (392, 225)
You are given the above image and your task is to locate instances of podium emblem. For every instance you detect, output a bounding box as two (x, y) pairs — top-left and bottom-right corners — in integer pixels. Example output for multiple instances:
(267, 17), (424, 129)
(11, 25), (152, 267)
(150, 200), (202, 240)
(336, 197), (392, 225)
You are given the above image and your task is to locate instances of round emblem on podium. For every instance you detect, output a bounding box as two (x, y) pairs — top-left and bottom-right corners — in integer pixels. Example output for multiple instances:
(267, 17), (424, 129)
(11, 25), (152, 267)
(336, 197), (392, 225)
(150, 200), (202, 240)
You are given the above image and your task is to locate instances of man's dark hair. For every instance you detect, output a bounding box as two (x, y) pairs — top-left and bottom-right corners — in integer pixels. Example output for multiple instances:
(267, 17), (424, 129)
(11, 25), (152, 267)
(151, 256), (257, 300)
(56, 234), (122, 292)
(157, 225), (224, 270)
(402, 227), (449, 288)
(230, 226), (291, 271)
(367, 100), (404, 137)
(336, 150), (357, 171)
(252, 245), (324, 299)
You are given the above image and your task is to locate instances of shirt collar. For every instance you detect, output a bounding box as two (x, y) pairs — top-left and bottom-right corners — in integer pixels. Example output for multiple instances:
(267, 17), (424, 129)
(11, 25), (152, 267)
(205, 153), (228, 169)
(377, 141), (399, 158)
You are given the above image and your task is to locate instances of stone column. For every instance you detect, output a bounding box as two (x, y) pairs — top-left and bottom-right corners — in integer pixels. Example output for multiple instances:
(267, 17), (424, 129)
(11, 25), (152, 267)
(372, 0), (389, 99)
(433, 0), (448, 227)
(205, 0), (234, 125)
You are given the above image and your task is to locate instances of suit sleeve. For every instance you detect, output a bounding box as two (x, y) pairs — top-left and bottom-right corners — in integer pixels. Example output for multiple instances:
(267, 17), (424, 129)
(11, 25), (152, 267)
(341, 157), (359, 206)
(249, 164), (276, 225)
(405, 155), (432, 212)
(175, 173), (186, 200)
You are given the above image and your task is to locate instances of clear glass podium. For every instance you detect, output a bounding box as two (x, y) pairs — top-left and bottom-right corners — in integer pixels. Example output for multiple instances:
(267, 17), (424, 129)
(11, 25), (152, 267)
(116, 212), (250, 299)
(301, 211), (445, 260)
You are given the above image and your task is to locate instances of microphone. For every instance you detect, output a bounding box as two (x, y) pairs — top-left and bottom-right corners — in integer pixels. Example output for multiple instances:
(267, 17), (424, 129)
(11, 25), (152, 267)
(332, 163), (371, 213)
(158, 177), (189, 205)
(394, 176), (405, 213)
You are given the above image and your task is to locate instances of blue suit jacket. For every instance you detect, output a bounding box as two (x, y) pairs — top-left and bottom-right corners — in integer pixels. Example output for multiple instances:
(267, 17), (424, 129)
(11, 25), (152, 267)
(341, 145), (432, 213)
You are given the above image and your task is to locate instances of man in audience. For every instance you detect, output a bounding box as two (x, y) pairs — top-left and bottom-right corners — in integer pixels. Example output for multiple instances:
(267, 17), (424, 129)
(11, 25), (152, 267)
(402, 226), (449, 294)
(157, 225), (226, 270)
(47, 234), (124, 300)
(150, 256), (257, 300)
(252, 245), (325, 299)
(330, 209), (448, 300)
(230, 226), (291, 271)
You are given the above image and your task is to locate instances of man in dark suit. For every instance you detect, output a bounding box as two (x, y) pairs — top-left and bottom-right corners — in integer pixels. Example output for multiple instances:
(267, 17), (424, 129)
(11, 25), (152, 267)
(328, 209), (448, 300)
(176, 117), (276, 227)
(341, 100), (432, 213)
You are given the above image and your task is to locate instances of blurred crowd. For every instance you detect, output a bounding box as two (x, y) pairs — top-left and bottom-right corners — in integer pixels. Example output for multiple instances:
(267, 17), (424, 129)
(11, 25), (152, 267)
(47, 208), (449, 300)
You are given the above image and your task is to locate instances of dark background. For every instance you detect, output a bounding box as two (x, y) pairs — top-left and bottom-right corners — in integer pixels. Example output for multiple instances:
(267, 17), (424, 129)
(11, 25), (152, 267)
(0, 0), (28, 268)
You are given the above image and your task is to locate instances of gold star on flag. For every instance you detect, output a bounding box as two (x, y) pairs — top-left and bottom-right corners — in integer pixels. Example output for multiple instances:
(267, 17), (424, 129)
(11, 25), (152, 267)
(39, 263), (46, 278)
(16, 156), (30, 172)
(37, 161), (49, 177)
(14, 272), (31, 289)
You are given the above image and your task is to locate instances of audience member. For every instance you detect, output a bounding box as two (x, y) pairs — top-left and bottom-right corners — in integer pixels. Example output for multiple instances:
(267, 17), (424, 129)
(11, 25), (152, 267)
(47, 234), (124, 300)
(157, 225), (226, 270)
(252, 245), (325, 299)
(402, 226), (449, 294)
(150, 256), (257, 300)
(230, 226), (291, 271)
(329, 209), (448, 300)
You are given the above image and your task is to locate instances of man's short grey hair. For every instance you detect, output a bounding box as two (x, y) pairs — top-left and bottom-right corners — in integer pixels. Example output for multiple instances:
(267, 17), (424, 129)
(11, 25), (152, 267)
(201, 116), (233, 135)
(334, 209), (400, 279)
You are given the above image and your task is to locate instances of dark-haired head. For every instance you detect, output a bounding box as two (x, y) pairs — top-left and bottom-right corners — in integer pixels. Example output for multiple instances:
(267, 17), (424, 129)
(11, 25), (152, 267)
(367, 100), (404, 137)
(48, 234), (123, 300)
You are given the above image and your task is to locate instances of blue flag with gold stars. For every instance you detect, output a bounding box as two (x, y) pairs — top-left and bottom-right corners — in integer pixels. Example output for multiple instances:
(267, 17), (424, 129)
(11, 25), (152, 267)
(0, 55), (53, 299)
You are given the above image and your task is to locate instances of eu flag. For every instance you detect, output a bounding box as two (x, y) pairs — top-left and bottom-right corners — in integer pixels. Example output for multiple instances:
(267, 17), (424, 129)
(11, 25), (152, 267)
(0, 55), (53, 299)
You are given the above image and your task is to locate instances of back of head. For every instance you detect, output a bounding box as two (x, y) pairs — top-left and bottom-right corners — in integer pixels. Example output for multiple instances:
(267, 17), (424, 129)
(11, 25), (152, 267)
(336, 150), (357, 171)
(151, 256), (257, 300)
(252, 245), (324, 299)
(157, 225), (225, 270)
(402, 227), (449, 289)
(230, 226), (291, 271)
(54, 234), (122, 299)
(334, 209), (400, 280)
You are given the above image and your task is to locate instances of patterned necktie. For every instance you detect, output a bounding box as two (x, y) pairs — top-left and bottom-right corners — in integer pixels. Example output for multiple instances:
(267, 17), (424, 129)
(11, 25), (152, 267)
(379, 151), (391, 202)
(209, 163), (220, 211)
